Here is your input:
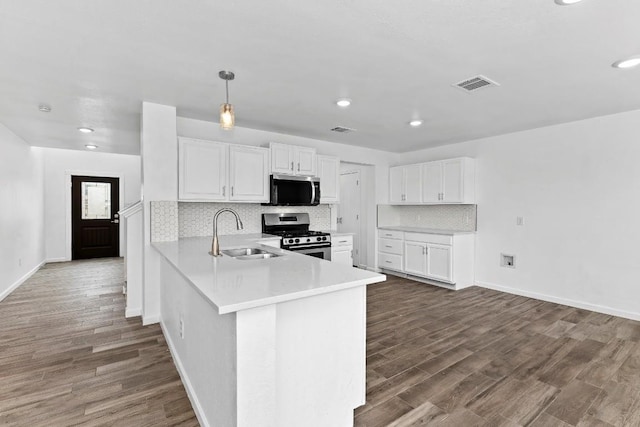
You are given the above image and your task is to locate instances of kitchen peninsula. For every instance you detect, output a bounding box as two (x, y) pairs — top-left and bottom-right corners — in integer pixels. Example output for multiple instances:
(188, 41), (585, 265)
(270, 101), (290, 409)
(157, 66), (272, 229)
(153, 234), (385, 427)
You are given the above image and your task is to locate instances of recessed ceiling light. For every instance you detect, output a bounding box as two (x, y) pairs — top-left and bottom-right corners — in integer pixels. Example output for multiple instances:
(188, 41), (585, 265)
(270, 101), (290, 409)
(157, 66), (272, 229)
(336, 99), (351, 108)
(85, 144), (98, 150)
(409, 119), (423, 127)
(77, 127), (94, 133)
(554, 0), (583, 5)
(612, 57), (640, 69)
(38, 104), (51, 112)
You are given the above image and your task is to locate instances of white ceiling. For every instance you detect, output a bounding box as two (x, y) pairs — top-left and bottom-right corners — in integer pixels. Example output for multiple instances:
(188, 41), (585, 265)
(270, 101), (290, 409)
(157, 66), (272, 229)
(1, 0), (639, 155)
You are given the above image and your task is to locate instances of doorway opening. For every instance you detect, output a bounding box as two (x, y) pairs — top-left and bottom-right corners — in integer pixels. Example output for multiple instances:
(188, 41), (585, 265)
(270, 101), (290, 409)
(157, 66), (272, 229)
(71, 175), (120, 260)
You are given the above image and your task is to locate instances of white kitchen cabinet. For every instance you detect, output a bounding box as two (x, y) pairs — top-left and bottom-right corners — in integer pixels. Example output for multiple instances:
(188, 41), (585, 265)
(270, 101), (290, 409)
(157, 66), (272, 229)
(404, 241), (427, 276)
(269, 142), (317, 176)
(331, 234), (353, 266)
(378, 228), (474, 289)
(317, 155), (340, 203)
(421, 157), (475, 204)
(179, 138), (228, 201)
(389, 164), (421, 204)
(229, 145), (269, 202)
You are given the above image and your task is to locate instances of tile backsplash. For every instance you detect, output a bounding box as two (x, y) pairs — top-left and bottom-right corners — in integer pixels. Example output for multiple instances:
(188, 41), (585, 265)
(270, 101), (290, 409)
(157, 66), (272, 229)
(178, 203), (332, 237)
(377, 204), (477, 231)
(151, 201), (179, 242)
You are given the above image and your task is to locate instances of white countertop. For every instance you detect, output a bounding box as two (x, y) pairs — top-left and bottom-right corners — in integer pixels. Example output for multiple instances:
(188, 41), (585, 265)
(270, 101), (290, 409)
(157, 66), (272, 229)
(152, 234), (385, 315)
(321, 230), (355, 237)
(378, 226), (476, 235)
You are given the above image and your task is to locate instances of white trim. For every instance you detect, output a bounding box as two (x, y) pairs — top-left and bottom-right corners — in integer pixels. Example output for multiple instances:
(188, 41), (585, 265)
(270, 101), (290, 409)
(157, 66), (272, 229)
(142, 314), (160, 325)
(476, 280), (640, 322)
(160, 320), (210, 427)
(45, 257), (68, 263)
(64, 170), (126, 261)
(125, 307), (142, 318)
(1, 260), (45, 302)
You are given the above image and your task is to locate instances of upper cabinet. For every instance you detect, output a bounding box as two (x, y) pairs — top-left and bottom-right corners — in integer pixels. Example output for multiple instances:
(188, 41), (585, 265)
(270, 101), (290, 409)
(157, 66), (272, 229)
(390, 157), (475, 205)
(228, 145), (270, 202)
(269, 142), (317, 176)
(389, 164), (422, 204)
(178, 137), (269, 203)
(317, 155), (340, 203)
(178, 138), (228, 201)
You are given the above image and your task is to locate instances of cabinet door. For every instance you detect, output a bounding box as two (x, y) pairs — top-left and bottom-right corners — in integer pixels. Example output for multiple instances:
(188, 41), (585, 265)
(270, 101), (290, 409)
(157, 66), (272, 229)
(389, 166), (405, 204)
(442, 159), (464, 203)
(404, 241), (428, 276)
(270, 142), (294, 175)
(229, 146), (269, 202)
(332, 248), (353, 266)
(295, 146), (317, 176)
(427, 243), (453, 282)
(421, 162), (442, 203)
(179, 138), (228, 200)
(317, 155), (339, 203)
(404, 164), (422, 203)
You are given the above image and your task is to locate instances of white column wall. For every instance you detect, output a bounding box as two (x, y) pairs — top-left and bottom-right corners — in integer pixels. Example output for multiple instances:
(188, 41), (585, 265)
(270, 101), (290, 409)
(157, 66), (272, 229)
(141, 102), (177, 324)
(0, 124), (45, 300)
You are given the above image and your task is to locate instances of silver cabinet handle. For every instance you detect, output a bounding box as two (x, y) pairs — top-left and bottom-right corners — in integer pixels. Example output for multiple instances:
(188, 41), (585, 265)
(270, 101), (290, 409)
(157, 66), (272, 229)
(222, 186), (226, 196)
(422, 246), (426, 255)
(339, 240), (348, 243)
(385, 245), (393, 248)
(297, 163), (300, 172)
(291, 161), (294, 171)
(385, 233), (392, 237)
(385, 260), (392, 264)
(231, 186), (234, 196)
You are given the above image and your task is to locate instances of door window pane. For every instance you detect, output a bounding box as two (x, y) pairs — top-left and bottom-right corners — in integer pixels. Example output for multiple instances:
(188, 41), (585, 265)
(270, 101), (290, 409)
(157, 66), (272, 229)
(82, 182), (111, 219)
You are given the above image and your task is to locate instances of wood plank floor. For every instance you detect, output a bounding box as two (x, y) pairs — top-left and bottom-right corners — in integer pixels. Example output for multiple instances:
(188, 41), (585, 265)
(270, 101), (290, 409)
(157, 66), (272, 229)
(4, 261), (640, 426)
(356, 274), (640, 427)
(0, 258), (198, 426)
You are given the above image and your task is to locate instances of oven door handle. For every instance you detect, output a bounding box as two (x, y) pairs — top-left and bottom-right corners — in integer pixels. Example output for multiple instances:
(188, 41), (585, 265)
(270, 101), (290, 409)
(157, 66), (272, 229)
(310, 180), (316, 204)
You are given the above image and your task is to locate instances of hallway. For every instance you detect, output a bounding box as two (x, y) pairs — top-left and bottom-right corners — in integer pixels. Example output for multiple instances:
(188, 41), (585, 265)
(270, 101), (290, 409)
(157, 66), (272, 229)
(0, 259), (198, 426)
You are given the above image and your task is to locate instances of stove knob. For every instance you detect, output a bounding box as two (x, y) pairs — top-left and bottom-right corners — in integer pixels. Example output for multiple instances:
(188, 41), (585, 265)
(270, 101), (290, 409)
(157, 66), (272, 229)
(317, 237), (322, 242)
(306, 238), (311, 243)
(322, 236), (327, 241)
(289, 239), (295, 244)
(294, 238), (300, 243)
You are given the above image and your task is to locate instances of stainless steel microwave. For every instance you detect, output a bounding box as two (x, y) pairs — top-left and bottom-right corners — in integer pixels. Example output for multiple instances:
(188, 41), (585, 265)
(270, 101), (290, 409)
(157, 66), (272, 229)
(264, 174), (320, 206)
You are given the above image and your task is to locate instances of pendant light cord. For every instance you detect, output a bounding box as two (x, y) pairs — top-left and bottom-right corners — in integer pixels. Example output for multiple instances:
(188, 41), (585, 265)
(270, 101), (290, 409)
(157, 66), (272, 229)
(225, 80), (229, 104)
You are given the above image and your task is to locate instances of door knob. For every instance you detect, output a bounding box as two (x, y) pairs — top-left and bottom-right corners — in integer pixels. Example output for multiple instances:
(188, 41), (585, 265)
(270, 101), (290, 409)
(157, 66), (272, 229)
(111, 219), (120, 224)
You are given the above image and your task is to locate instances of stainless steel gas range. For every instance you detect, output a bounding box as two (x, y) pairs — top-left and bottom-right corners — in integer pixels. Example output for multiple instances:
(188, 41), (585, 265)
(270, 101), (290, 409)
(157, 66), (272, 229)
(262, 213), (331, 260)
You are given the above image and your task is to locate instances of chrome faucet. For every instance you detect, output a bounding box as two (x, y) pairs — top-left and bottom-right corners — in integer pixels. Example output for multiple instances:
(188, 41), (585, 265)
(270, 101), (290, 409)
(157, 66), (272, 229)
(210, 208), (244, 256)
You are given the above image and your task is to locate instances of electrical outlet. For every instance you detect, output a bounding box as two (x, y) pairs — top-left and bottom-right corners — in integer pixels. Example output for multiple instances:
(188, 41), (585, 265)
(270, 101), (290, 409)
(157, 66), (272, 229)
(179, 317), (185, 339)
(516, 217), (525, 226)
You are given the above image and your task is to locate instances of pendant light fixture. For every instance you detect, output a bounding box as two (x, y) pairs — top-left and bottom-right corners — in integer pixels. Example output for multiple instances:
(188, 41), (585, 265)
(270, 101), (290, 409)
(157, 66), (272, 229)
(219, 70), (235, 130)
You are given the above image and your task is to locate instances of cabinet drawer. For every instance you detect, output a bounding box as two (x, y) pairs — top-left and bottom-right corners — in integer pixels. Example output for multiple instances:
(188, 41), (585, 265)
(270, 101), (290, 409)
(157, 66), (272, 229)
(378, 238), (403, 255)
(378, 253), (403, 271)
(332, 235), (353, 247)
(378, 229), (403, 240)
(404, 232), (452, 246)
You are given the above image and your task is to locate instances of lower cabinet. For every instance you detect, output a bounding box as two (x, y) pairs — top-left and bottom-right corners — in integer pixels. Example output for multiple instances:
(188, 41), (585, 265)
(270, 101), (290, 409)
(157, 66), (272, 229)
(331, 234), (353, 266)
(378, 228), (474, 289)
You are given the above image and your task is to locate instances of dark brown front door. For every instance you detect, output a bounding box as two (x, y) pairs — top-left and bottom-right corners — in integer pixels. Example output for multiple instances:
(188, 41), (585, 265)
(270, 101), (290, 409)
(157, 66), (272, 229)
(72, 176), (120, 259)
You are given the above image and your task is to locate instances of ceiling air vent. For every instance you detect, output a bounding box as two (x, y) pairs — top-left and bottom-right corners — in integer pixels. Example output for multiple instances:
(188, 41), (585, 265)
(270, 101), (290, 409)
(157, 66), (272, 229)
(453, 75), (500, 93)
(330, 126), (356, 133)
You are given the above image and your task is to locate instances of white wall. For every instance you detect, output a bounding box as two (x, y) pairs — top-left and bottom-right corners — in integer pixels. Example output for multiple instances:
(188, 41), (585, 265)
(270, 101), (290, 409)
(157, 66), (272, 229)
(397, 109), (640, 320)
(42, 147), (141, 261)
(0, 124), (45, 300)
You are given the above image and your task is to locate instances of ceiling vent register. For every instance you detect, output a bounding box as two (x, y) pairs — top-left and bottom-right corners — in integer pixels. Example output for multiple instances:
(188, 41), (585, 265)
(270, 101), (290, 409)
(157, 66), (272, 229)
(330, 126), (356, 133)
(453, 75), (500, 93)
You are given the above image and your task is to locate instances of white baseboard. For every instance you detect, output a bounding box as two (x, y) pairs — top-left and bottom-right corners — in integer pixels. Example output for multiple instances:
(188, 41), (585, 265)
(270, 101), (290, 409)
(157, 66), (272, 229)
(1, 260), (45, 302)
(45, 257), (68, 263)
(142, 314), (160, 325)
(160, 321), (210, 427)
(125, 307), (142, 318)
(476, 280), (640, 322)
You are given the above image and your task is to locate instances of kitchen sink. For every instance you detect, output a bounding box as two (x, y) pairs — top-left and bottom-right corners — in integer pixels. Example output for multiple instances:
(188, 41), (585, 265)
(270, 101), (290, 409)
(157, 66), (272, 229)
(221, 247), (282, 260)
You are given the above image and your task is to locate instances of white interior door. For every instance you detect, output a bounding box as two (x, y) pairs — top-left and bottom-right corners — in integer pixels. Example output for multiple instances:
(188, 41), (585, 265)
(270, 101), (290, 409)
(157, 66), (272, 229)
(338, 171), (360, 266)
